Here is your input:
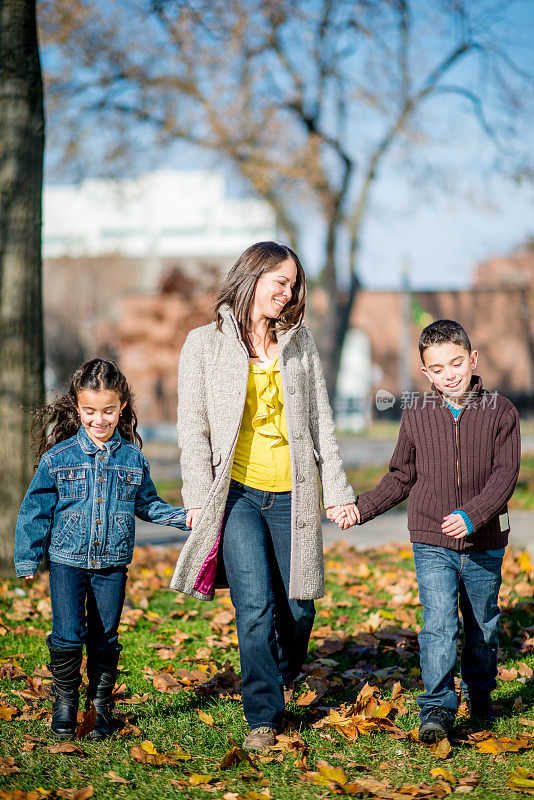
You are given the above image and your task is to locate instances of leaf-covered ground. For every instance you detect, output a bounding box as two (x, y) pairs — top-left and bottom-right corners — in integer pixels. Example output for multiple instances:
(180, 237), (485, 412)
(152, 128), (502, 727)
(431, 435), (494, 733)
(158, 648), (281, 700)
(1, 542), (534, 799)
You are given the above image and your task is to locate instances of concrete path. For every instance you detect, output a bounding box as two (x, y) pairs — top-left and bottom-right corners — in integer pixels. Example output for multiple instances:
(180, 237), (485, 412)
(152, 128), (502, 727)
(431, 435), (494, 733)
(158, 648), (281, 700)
(135, 508), (533, 553)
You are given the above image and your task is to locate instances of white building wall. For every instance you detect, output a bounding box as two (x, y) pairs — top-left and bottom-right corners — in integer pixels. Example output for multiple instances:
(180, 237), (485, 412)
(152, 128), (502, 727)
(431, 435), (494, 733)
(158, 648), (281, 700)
(43, 169), (277, 266)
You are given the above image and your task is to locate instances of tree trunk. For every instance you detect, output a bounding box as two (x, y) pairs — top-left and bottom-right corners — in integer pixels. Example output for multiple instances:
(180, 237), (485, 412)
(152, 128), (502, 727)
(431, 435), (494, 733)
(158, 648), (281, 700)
(317, 279), (360, 405)
(0, 0), (45, 573)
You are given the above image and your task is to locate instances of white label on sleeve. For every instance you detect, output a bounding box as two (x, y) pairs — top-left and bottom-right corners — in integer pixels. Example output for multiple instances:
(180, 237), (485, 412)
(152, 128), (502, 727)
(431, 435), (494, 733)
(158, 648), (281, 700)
(499, 512), (510, 532)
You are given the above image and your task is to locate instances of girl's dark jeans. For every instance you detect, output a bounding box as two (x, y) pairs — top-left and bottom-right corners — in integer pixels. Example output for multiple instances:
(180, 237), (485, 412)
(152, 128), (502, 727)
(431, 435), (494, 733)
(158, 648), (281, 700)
(49, 561), (127, 651)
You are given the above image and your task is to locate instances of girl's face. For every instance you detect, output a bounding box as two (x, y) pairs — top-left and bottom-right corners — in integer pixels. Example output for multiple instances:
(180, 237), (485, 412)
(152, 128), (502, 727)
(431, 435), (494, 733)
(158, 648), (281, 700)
(252, 258), (297, 321)
(76, 389), (126, 448)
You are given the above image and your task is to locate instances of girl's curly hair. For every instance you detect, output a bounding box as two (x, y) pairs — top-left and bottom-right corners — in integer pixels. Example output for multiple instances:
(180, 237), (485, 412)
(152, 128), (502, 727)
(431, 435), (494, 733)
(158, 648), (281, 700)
(32, 359), (142, 463)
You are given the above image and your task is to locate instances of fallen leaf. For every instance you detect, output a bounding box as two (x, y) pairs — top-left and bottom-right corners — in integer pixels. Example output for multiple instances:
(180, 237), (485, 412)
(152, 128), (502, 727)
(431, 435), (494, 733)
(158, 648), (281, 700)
(0, 757), (19, 775)
(188, 774), (213, 785)
(105, 771), (130, 784)
(0, 705), (20, 721)
(46, 742), (86, 756)
(295, 690), (317, 707)
(197, 709), (215, 726)
(476, 736), (533, 754)
(130, 741), (168, 766)
(508, 765), (534, 795)
(76, 702), (97, 739)
(431, 767), (456, 784)
(428, 738), (451, 759)
(56, 788), (94, 800)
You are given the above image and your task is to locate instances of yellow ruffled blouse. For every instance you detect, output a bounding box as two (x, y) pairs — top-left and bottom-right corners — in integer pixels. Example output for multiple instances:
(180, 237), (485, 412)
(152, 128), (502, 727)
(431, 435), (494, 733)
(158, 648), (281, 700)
(231, 357), (292, 492)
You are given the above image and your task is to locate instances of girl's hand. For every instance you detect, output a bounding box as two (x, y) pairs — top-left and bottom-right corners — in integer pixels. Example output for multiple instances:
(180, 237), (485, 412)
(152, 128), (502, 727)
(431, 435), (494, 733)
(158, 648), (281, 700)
(186, 508), (202, 529)
(24, 576), (34, 581)
(441, 513), (469, 539)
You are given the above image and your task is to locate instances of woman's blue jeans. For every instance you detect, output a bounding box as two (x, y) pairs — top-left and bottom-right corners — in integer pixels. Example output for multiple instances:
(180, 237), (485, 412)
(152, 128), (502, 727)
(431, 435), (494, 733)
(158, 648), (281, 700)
(221, 480), (316, 730)
(412, 543), (504, 721)
(49, 561), (127, 651)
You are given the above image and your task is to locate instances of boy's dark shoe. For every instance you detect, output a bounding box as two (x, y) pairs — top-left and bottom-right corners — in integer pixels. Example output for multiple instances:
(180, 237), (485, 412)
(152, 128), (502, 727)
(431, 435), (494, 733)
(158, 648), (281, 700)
(46, 636), (83, 739)
(418, 708), (453, 744)
(86, 646), (121, 739)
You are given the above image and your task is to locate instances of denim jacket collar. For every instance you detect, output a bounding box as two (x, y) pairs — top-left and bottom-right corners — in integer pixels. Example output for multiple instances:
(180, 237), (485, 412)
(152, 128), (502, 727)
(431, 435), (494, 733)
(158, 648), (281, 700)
(76, 426), (122, 455)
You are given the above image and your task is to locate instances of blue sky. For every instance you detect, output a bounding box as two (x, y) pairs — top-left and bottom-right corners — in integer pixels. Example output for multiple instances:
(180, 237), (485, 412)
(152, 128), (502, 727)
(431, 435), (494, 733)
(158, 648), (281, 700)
(42, 0), (534, 291)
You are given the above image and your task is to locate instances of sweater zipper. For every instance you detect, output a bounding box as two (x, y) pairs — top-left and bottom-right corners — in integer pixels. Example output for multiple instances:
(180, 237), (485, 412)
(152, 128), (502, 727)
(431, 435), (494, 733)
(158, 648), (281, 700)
(447, 406), (465, 507)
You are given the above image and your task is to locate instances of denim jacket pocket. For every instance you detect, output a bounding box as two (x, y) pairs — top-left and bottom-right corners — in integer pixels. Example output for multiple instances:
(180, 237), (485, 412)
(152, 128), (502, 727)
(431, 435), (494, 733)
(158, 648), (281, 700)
(110, 512), (135, 560)
(56, 468), (88, 500)
(51, 512), (86, 555)
(116, 468), (143, 501)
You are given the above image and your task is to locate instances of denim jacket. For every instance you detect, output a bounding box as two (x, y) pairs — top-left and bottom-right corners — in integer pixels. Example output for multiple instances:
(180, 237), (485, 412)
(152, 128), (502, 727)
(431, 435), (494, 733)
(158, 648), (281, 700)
(14, 426), (188, 577)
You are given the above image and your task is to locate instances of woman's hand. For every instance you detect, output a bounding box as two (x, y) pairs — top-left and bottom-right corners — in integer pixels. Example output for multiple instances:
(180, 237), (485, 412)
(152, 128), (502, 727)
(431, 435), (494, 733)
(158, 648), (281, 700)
(326, 503), (360, 529)
(186, 508), (202, 529)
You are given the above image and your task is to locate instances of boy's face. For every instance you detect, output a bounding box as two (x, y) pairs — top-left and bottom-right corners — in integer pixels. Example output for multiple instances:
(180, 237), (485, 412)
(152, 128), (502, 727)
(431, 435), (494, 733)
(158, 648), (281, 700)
(421, 342), (478, 405)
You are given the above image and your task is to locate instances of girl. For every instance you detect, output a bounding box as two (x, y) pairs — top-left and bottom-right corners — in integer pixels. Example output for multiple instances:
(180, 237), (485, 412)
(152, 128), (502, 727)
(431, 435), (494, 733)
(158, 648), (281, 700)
(170, 241), (357, 749)
(15, 359), (189, 740)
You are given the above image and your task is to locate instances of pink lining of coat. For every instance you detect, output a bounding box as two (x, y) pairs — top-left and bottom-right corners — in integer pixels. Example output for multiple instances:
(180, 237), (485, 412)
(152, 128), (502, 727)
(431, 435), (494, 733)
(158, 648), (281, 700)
(193, 521), (223, 595)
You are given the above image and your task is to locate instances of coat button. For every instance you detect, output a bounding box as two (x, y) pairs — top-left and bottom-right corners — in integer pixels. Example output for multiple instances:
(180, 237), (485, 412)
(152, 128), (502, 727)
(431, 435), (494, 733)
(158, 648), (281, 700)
(95, 519), (102, 525)
(297, 518), (305, 528)
(93, 541), (100, 547)
(297, 473), (305, 483)
(288, 386), (295, 394)
(91, 561), (98, 567)
(293, 431), (301, 439)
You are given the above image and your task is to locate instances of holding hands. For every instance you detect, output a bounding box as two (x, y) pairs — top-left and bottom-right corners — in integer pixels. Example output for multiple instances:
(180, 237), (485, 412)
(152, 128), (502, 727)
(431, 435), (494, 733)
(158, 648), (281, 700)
(326, 502), (360, 530)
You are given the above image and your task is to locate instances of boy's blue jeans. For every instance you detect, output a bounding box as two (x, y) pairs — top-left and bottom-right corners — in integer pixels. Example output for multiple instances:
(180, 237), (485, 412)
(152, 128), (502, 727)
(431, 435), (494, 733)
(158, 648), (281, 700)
(412, 543), (504, 721)
(222, 480), (316, 730)
(49, 561), (127, 651)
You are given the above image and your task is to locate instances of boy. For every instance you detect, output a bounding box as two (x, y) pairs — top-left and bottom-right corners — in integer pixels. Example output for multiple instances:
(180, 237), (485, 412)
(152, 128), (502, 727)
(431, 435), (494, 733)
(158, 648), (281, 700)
(355, 320), (520, 743)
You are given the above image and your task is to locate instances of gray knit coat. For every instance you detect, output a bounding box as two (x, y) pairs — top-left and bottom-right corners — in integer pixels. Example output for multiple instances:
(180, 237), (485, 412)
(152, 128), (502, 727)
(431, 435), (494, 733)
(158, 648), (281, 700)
(170, 305), (355, 601)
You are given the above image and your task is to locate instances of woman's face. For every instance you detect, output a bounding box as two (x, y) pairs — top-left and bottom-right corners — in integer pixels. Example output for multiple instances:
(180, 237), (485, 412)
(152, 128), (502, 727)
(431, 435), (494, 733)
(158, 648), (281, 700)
(252, 258), (298, 320)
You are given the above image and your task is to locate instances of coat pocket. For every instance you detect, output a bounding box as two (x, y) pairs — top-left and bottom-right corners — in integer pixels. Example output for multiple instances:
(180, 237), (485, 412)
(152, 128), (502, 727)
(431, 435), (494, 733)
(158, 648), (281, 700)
(51, 513), (86, 554)
(56, 468), (88, 500)
(116, 468), (143, 501)
(109, 513), (135, 560)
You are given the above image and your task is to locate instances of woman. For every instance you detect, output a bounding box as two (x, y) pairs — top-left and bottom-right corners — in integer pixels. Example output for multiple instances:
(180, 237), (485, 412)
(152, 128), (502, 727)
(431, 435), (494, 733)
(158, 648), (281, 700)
(171, 241), (356, 749)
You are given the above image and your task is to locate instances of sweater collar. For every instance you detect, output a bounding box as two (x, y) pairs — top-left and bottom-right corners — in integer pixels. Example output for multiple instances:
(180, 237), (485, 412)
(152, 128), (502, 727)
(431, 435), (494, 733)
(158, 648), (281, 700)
(431, 374), (484, 407)
(218, 303), (302, 354)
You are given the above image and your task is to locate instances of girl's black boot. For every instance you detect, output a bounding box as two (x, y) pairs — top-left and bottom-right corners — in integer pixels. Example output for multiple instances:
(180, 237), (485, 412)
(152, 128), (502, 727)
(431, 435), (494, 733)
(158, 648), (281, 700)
(46, 636), (83, 739)
(86, 646), (121, 739)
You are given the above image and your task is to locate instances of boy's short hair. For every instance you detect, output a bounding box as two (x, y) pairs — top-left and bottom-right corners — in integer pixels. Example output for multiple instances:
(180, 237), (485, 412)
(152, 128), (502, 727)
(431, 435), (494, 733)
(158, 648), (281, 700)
(419, 319), (472, 363)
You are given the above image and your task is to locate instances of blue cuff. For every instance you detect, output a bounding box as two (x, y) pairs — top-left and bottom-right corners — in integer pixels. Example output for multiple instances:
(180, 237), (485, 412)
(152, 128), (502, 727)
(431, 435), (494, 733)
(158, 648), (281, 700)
(453, 509), (474, 536)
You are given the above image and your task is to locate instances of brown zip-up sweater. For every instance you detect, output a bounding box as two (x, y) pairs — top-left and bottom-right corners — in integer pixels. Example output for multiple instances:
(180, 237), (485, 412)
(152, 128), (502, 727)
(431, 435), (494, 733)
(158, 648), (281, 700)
(356, 376), (521, 551)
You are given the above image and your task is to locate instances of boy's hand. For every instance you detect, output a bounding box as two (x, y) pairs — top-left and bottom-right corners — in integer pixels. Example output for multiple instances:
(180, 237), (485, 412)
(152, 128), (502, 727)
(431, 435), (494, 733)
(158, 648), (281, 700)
(442, 513), (469, 539)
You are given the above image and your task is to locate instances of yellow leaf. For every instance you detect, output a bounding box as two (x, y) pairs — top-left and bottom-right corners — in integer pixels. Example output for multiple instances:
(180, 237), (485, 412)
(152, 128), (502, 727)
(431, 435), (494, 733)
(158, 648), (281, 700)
(507, 766), (534, 794)
(141, 740), (158, 754)
(431, 767), (456, 783)
(188, 774), (212, 785)
(317, 762), (348, 785)
(518, 552), (532, 572)
(429, 737), (451, 758)
(197, 709), (214, 726)
(170, 747), (192, 761)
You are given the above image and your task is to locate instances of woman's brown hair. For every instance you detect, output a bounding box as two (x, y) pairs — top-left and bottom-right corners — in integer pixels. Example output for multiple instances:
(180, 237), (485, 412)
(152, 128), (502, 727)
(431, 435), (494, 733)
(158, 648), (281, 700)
(214, 241), (306, 357)
(32, 359), (142, 463)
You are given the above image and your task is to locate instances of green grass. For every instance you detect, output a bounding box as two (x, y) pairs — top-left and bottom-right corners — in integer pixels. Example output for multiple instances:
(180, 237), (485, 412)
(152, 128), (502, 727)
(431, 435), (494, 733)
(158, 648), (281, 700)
(1, 544), (534, 799)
